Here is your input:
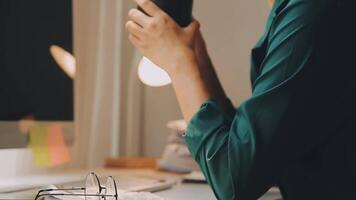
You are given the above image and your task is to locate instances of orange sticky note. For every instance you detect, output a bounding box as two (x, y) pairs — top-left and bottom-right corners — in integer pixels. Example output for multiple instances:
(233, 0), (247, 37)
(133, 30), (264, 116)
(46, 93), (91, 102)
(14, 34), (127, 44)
(28, 125), (51, 167)
(48, 124), (71, 165)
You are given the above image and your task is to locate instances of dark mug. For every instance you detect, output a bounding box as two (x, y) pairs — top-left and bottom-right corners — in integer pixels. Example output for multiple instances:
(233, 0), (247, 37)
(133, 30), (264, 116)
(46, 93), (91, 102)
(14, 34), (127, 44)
(139, 0), (194, 27)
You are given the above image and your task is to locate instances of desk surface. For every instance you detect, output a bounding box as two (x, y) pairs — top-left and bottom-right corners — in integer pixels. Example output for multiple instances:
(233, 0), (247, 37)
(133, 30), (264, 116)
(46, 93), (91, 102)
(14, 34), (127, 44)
(158, 184), (282, 200)
(0, 168), (282, 200)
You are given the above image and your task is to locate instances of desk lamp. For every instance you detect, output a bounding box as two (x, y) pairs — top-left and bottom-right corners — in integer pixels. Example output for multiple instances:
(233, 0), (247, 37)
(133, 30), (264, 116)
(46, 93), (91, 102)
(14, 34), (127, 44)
(137, 0), (194, 87)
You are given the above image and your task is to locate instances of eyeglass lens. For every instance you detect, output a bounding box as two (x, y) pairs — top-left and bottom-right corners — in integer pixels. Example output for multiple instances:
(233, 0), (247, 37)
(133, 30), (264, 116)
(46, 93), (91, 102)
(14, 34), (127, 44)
(85, 173), (101, 200)
(105, 176), (118, 200)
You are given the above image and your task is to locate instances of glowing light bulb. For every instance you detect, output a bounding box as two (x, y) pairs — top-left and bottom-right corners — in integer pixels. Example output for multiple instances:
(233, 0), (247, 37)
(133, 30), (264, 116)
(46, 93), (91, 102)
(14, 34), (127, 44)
(50, 45), (76, 79)
(137, 57), (171, 87)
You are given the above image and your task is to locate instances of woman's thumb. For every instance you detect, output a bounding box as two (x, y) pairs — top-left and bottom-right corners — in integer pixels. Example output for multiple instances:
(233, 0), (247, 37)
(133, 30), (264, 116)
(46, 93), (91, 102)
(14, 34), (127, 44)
(185, 19), (200, 33)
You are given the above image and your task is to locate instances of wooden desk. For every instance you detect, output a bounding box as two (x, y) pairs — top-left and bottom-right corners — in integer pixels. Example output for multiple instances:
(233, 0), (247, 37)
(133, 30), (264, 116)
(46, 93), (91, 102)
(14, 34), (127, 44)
(0, 168), (282, 200)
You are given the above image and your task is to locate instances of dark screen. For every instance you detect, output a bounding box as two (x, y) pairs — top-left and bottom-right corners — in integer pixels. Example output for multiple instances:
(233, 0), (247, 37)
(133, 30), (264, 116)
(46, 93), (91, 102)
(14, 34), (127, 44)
(0, 0), (73, 121)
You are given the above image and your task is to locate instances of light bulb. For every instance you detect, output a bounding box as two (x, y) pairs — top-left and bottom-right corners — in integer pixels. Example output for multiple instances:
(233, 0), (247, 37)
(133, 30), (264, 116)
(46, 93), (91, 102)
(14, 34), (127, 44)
(137, 57), (171, 87)
(50, 45), (76, 79)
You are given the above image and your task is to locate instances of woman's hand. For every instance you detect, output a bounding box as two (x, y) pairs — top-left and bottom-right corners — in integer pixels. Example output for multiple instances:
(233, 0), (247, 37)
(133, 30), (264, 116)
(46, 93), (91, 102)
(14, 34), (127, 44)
(126, 0), (200, 75)
(126, 0), (230, 122)
(193, 30), (214, 71)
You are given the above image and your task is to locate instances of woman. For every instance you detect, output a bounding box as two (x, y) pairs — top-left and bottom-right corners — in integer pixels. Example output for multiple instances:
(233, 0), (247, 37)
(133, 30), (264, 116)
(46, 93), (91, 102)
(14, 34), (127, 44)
(126, 0), (356, 199)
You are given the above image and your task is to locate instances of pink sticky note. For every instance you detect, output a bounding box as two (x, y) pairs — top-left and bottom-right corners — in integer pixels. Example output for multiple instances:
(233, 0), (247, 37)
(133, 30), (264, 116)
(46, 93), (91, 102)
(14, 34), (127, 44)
(48, 123), (71, 165)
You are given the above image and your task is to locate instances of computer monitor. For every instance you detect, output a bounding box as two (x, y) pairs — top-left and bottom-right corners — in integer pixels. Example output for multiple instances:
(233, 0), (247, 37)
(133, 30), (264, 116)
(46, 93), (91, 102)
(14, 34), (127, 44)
(0, 0), (74, 149)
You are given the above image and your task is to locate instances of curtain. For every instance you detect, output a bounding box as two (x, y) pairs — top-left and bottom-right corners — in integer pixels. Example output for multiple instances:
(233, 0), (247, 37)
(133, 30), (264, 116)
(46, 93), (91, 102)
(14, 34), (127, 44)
(74, 0), (124, 169)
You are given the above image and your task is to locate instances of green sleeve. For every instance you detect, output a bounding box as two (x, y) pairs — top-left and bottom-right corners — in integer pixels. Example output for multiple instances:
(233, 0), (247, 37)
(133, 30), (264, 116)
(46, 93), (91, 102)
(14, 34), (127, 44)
(184, 0), (330, 199)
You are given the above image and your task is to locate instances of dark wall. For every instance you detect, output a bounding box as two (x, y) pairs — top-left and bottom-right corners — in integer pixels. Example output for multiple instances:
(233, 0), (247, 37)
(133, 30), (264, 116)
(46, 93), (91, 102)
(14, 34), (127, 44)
(0, 0), (73, 121)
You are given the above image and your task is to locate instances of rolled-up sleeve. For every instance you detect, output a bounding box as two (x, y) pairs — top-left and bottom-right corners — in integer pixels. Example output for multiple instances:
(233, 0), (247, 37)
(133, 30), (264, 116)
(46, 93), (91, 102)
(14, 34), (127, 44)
(184, 0), (331, 199)
(184, 100), (236, 199)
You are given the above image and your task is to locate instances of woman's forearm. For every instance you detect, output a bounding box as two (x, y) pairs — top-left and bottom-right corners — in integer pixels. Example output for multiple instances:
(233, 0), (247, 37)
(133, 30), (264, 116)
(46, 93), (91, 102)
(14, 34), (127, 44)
(169, 50), (230, 122)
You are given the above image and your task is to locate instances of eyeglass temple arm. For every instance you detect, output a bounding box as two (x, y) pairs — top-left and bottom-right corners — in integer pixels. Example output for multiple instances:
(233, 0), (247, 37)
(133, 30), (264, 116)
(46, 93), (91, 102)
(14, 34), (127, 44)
(34, 193), (118, 200)
(35, 187), (85, 199)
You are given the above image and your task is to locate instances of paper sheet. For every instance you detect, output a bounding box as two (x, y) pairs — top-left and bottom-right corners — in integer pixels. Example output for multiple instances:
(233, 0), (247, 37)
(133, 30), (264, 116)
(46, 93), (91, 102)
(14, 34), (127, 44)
(45, 185), (164, 200)
(118, 191), (164, 200)
(48, 124), (70, 165)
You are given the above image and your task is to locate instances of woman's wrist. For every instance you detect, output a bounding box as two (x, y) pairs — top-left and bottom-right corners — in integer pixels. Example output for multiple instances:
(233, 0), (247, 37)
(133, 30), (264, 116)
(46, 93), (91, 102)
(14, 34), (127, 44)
(166, 47), (198, 77)
(169, 50), (214, 121)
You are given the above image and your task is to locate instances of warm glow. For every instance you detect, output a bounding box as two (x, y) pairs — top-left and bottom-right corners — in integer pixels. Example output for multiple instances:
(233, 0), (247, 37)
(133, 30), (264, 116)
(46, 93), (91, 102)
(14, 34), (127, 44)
(138, 57), (171, 87)
(268, 0), (275, 7)
(50, 45), (76, 79)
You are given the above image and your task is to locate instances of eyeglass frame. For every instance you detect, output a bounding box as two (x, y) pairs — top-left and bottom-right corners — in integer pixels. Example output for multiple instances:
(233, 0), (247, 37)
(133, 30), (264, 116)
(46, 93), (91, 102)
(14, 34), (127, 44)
(34, 172), (119, 200)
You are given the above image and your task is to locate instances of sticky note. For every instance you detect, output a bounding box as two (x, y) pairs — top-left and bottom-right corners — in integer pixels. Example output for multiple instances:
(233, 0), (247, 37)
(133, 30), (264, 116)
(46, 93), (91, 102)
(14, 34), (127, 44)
(28, 125), (51, 167)
(48, 124), (71, 165)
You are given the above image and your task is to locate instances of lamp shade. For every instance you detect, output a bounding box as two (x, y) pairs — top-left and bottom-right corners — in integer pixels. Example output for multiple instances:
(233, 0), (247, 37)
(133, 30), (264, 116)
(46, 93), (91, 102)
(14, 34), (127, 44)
(138, 0), (193, 87)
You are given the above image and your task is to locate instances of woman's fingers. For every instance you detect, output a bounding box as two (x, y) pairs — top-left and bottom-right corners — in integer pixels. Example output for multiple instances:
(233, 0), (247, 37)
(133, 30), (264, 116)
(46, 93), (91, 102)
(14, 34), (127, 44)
(134, 0), (161, 17)
(126, 20), (144, 38)
(128, 8), (150, 28)
(128, 33), (142, 47)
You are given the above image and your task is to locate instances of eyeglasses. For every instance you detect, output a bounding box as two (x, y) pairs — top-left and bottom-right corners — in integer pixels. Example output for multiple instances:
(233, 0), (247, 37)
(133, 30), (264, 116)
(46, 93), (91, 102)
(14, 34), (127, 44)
(35, 172), (118, 200)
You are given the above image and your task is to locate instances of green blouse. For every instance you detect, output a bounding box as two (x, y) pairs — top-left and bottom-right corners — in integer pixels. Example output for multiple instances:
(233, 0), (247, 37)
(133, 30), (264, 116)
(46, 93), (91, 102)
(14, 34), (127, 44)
(184, 0), (356, 199)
